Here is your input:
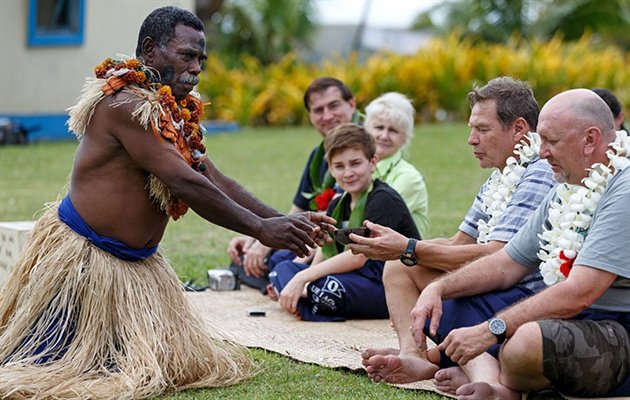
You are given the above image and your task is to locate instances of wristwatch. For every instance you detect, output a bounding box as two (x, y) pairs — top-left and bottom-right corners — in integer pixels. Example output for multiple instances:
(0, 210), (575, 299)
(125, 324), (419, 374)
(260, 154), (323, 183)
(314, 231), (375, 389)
(399, 238), (418, 267)
(487, 317), (507, 344)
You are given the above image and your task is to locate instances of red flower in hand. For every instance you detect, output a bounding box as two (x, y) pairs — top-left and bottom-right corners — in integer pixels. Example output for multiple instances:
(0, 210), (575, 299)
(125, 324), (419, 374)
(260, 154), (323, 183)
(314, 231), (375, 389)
(314, 188), (336, 211)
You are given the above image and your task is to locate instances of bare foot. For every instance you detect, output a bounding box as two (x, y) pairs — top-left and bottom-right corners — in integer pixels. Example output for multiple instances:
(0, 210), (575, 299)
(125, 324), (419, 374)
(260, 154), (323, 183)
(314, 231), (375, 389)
(361, 347), (399, 367)
(434, 367), (470, 394)
(456, 382), (520, 400)
(361, 347), (399, 368)
(364, 354), (439, 384)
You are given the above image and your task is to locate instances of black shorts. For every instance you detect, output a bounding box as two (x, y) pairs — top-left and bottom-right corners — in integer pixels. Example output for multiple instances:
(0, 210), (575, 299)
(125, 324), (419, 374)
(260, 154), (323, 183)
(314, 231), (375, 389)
(538, 319), (630, 397)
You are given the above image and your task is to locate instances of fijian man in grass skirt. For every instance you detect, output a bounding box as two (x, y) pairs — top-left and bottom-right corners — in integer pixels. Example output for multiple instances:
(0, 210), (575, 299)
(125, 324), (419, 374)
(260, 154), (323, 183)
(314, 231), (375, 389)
(0, 6), (334, 400)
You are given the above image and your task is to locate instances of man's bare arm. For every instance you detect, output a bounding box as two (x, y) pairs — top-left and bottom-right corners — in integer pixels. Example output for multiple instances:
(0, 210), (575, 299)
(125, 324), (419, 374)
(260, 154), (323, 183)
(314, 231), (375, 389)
(436, 248), (531, 299)
(226, 166), (309, 271)
(109, 99), (325, 254)
(498, 265), (616, 336)
(349, 221), (505, 271)
(415, 231), (506, 272)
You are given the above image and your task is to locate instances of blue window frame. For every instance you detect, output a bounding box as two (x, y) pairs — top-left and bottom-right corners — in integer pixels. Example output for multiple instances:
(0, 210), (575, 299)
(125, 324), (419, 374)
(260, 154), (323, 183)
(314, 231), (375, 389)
(28, 0), (85, 47)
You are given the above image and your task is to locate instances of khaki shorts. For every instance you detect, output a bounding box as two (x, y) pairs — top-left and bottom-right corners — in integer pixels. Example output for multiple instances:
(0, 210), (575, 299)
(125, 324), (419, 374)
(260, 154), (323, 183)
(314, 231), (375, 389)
(538, 319), (630, 397)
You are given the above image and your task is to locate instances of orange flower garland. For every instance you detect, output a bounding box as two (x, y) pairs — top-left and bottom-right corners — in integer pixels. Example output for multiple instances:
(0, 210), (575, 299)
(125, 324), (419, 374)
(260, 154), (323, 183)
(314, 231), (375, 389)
(94, 57), (208, 219)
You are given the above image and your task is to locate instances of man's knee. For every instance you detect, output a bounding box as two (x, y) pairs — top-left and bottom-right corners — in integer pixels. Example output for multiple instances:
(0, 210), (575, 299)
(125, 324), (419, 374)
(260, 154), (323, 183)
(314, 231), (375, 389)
(383, 260), (440, 292)
(383, 260), (409, 288)
(499, 322), (547, 391)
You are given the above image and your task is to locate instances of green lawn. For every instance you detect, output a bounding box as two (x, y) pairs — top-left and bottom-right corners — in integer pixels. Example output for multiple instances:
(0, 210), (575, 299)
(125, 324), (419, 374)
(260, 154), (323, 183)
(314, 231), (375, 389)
(0, 124), (505, 399)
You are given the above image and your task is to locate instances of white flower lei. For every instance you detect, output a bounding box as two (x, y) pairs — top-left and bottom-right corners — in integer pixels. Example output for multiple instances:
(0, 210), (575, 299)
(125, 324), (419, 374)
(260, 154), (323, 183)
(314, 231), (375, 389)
(477, 132), (541, 243)
(537, 131), (630, 286)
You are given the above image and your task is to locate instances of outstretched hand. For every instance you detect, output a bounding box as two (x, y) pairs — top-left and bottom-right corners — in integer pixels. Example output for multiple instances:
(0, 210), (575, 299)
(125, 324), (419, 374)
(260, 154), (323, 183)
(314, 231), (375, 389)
(257, 212), (336, 258)
(347, 220), (408, 261)
(303, 211), (337, 246)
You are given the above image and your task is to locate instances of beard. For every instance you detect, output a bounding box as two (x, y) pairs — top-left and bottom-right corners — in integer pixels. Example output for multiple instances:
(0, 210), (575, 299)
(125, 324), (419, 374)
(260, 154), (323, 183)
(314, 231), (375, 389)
(179, 75), (199, 85)
(553, 170), (568, 183)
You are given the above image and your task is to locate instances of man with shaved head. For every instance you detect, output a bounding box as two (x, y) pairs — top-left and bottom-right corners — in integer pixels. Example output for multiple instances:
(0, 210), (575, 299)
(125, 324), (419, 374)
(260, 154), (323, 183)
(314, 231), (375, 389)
(370, 89), (629, 399)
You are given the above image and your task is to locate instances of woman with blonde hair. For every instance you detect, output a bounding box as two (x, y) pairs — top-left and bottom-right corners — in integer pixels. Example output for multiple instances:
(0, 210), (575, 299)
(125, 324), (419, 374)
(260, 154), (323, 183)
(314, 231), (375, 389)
(365, 92), (429, 238)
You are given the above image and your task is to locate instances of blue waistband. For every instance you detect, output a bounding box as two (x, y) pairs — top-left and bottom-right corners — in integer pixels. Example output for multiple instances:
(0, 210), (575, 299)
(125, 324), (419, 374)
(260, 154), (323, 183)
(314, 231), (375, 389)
(58, 195), (158, 261)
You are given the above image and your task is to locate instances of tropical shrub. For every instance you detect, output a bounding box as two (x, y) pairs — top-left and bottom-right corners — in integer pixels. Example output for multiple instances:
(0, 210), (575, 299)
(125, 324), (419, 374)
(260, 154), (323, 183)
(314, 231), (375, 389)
(198, 33), (629, 125)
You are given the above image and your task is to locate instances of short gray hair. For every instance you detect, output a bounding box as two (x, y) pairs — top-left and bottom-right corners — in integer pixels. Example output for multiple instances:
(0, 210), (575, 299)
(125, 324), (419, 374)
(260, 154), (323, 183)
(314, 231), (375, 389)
(365, 92), (415, 144)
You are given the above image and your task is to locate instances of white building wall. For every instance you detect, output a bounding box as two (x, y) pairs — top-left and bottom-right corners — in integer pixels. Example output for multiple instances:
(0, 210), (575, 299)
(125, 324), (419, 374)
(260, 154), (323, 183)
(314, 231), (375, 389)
(0, 0), (194, 115)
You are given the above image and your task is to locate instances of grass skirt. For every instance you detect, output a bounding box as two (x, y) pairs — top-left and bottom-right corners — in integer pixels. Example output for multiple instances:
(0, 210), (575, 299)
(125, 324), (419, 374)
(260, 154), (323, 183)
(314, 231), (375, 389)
(0, 203), (254, 399)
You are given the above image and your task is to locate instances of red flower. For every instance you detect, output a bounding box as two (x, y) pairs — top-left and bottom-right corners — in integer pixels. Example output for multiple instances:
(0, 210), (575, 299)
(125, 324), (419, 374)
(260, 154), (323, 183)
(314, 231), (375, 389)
(188, 135), (201, 149)
(314, 188), (336, 211)
(171, 107), (182, 122)
(162, 97), (175, 108)
(558, 250), (575, 277)
(124, 71), (137, 83)
(158, 86), (175, 107)
(169, 198), (189, 220)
